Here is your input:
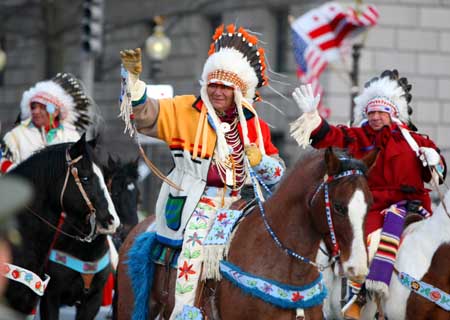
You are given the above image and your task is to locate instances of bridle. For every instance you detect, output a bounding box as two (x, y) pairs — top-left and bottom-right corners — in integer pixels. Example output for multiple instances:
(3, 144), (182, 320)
(249, 163), (364, 271)
(59, 148), (98, 242)
(6, 148), (101, 304)
(310, 169), (364, 260)
(26, 148), (99, 243)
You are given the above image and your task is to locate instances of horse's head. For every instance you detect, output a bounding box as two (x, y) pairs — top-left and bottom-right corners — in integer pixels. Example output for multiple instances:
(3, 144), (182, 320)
(64, 134), (120, 237)
(311, 147), (377, 282)
(104, 156), (140, 246)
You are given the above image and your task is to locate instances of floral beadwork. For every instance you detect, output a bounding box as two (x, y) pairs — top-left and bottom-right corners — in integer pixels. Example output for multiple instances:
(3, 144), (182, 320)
(220, 260), (327, 309)
(2, 263), (50, 296)
(398, 272), (450, 311)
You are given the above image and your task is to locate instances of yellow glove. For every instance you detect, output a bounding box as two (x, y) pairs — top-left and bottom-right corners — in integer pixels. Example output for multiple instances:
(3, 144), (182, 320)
(245, 144), (262, 167)
(120, 48), (142, 76)
(119, 48), (146, 101)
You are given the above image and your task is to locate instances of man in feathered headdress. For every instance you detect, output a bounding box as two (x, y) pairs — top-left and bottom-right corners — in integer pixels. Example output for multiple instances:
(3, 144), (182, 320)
(0, 73), (91, 173)
(120, 24), (285, 319)
(290, 70), (446, 319)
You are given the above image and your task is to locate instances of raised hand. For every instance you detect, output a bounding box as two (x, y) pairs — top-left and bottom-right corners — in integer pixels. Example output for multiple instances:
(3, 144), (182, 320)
(119, 48), (142, 76)
(419, 147), (440, 167)
(292, 84), (321, 114)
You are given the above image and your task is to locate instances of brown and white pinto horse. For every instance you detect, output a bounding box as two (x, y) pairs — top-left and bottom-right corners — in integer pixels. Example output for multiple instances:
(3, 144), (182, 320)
(116, 147), (377, 320)
(359, 188), (450, 320)
(319, 189), (450, 320)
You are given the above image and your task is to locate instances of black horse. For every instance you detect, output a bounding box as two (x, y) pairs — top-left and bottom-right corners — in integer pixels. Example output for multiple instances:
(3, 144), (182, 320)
(4, 135), (120, 317)
(38, 155), (140, 320)
(103, 156), (140, 249)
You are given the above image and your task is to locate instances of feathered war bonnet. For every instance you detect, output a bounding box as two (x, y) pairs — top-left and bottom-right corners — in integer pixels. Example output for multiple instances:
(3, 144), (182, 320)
(353, 69), (415, 129)
(20, 73), (92, 131)
(198, 24), (269, 162)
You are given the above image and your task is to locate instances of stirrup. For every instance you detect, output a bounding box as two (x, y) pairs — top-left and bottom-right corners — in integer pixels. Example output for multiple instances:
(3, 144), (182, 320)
(342, 295), (361, 320)
(341, 290), (367, 320)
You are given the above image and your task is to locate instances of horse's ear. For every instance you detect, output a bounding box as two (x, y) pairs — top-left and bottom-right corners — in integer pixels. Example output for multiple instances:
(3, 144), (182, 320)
(69, 133), (87, 158)
(108, 155), (116, 170)
(87, 136), (97, 150)
(361, 148), (379, 174)
(324, 147), (341, 176)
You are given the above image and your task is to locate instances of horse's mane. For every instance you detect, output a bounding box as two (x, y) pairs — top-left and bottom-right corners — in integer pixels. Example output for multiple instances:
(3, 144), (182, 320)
(291, 147), (368, 175)
(114, 161), (139, 180)
(274, 147), (368, 202)
(10, 143), (72, 187)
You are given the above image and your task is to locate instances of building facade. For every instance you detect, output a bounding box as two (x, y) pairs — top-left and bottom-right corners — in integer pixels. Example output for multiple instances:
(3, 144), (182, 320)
(1, 0), (450, 212)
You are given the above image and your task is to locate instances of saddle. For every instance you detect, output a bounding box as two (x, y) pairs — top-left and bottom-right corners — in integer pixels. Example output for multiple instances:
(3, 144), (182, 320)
(152, 197), (255, 269)
(404, 199), (426, 228)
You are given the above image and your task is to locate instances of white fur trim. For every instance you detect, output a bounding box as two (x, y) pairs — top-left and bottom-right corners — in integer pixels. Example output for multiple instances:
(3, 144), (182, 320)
(20, 80), (76, 124)
(234, 89), (250, 146)
(365, 279), (390, 298)
(200, 86), (230, 162)
(289, 110), (322, 148)
(201, 48), (258, 100)
(353, 76), (409, 126)
(242, 100), (266, 155)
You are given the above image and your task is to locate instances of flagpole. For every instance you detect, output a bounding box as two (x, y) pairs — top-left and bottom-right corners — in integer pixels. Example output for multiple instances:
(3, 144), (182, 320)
(349, 0), (364, 126)
(350, 43), (362, 126)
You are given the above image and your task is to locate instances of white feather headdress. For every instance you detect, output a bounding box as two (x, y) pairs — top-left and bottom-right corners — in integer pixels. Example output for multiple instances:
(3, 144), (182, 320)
(353, 72), (409, 126)
(20, 74), (92, 130)
(199, 24), (268, 162)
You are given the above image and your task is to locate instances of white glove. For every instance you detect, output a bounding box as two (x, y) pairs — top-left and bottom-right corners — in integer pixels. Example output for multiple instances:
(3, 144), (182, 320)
(419, 147), (440, 167)
(292, 84), (321, 114)
(290, 84), (322, 149)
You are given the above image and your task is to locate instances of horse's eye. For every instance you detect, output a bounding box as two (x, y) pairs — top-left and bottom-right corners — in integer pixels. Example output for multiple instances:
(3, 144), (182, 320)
(80, 176), (90, 184)
(333, 203), (347, 216)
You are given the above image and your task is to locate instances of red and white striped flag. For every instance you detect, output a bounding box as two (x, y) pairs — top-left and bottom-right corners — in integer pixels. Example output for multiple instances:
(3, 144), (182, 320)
(291, 2), (379, 118)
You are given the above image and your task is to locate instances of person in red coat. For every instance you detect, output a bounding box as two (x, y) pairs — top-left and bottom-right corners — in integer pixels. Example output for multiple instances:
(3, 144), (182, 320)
(290, 70), (446, 319)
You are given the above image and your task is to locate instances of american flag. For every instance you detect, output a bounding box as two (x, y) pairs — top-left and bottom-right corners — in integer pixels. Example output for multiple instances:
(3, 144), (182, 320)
(291, 2), (379, 118)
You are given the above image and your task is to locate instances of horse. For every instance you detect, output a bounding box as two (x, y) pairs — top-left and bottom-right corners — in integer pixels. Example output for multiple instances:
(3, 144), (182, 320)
(319, 189), (450, 320)
(3, 134), (120, 317)
(38, 154), (140, 320)
(103, 155), (140, 319)
(115, 147), (378, 320)
(103, 156), (140, 249)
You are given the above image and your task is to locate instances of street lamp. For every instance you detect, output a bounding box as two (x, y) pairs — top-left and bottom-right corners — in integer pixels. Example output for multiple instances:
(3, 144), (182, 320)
(0, 48), (6, 72)
(145, 16), (171, 62)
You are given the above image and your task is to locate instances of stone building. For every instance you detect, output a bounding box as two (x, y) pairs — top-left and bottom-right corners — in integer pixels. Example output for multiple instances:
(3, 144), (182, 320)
(1, 0), (450, 212)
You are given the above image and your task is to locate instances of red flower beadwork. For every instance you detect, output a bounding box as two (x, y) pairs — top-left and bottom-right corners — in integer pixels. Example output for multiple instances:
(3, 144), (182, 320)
(217, 212), (228, 222)
(274, 166), (282, 177)
(178, 261), (196, 281)
(35, 281), (41, 289)
(291, 292), (304, 302)
(12, 269), (20, 279)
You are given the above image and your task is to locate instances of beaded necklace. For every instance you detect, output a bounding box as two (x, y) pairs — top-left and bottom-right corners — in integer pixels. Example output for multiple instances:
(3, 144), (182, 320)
(214, 114), (247, 190)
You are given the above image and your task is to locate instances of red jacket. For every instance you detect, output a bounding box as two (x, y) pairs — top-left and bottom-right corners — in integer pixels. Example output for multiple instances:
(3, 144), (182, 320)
(311, 120), (446, 235)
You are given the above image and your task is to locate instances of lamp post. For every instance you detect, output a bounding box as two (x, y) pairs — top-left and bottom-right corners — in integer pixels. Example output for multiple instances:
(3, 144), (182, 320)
(0, 48), (6, 72)
(145, 16), (171, 82)
(142, 16), (172, 212)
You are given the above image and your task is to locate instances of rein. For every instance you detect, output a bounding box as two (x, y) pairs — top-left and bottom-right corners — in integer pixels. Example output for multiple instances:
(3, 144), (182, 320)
(310, 169), (364, 257)
(26, 148), (99, 243)
(428, 166), (450, 219)
(249, 163), (363, 271)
